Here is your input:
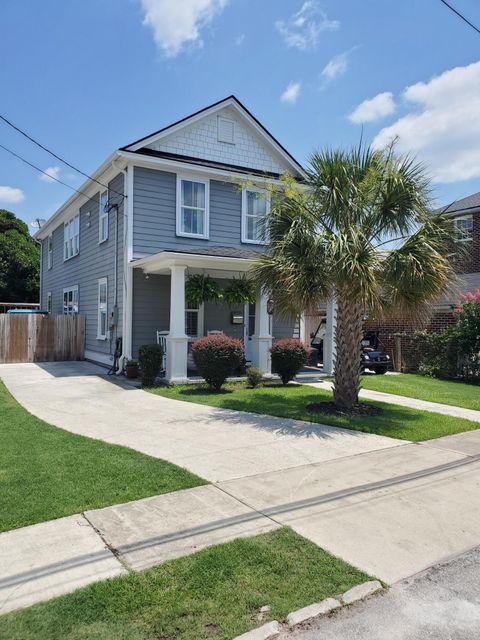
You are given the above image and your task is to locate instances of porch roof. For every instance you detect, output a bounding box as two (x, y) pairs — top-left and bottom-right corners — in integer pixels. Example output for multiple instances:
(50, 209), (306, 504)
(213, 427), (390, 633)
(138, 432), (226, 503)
(131, 247), (261, 275)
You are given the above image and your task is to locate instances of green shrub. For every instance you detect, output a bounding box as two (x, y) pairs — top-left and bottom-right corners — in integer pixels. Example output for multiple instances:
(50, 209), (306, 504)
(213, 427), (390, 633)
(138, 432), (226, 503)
(138, 344), (164, 387)
(192, 335), (244, 390)
(246, 366), (263, 388)
(411, 328), (459, 379)
(456, 293), (480, 381)
(270, 339), (308, 385)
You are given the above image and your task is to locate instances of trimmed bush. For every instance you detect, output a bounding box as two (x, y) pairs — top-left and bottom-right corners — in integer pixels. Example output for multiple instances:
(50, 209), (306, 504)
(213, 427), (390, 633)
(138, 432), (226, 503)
(270, 339), (308, 385)
(246, 366), (263, 388)
(192, 335), (244, 390)
(138, 344), (164, 387)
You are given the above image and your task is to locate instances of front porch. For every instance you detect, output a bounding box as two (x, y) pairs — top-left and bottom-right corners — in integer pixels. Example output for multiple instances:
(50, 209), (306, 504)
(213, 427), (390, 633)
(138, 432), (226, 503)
(130, 249), (280, 383)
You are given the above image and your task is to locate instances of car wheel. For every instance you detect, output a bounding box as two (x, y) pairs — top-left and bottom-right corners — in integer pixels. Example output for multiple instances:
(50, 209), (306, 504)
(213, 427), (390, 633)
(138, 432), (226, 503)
(374, 366), (388, 374)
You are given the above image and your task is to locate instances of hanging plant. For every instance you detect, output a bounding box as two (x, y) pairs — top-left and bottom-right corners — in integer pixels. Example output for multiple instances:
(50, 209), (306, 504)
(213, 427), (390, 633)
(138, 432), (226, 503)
(185, 274), (222, 305)
(223, 275), (256, 306)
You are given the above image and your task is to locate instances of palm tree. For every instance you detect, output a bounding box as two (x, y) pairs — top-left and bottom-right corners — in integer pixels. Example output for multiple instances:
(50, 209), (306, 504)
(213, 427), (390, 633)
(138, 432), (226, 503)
(252, 144), (457, 410)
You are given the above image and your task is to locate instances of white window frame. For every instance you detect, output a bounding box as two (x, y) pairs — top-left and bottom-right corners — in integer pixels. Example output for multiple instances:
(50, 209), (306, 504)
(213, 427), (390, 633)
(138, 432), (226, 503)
(63, 214), (80, 261)
(241, 187), (270, 245)
(176, 175), (210, 239)
(97, 277), (108, 340)
(47, 235), (53, 269)
(185, 302), (204, 340)
(454, 214), (473, 242)
(99, 191), (109, 244)
(63, 286), (79, 316)
(47, 291), (52, 313)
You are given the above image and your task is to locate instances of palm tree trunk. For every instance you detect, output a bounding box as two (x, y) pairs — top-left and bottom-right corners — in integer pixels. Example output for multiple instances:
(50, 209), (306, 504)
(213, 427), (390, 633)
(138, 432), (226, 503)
(332, 295), (364, 410)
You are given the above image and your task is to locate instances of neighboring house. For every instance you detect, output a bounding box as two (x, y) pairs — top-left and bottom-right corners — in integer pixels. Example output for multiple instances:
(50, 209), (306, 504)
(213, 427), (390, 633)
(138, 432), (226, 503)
(366, 191), (480, 364)
(36, 96), (309, 381)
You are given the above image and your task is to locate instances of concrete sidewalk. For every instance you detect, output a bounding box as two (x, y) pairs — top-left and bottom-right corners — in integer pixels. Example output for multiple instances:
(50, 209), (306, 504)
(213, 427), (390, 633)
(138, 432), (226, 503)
(303, 380), (480, 422)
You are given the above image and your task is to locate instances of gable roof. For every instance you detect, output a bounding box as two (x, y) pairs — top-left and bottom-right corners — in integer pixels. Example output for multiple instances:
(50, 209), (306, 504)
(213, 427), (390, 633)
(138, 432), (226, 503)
(442, 191), (480, 215)
(120, 95), (305, 178)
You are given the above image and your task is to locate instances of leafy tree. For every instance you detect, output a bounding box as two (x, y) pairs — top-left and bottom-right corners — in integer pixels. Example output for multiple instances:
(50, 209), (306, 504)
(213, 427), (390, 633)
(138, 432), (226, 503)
(252, 145), (456, 410)
(0, 209), (40, 302)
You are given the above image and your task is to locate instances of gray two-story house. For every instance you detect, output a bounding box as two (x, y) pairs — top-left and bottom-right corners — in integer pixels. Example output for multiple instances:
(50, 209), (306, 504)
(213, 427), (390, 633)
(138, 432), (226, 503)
(36, 96), (307, 381)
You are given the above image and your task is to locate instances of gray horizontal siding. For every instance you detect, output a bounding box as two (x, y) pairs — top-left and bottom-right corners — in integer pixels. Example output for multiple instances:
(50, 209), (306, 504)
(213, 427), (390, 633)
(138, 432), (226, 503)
(40, 173), (125, 362)
(132, 166), (261, 256)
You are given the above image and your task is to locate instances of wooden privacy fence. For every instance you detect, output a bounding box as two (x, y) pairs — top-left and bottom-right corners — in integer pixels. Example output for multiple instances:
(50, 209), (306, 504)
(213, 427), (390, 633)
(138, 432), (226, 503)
(0, 314), (85, 363)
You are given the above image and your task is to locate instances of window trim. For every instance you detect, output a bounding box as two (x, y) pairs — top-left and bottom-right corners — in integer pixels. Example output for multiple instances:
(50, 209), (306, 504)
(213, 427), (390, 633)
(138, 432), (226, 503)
(185, 302), (204, 340)
(62, 285), (79, 316)
(63, 214), (80, 261)
(241, 187), (270, 245)
(47, 235), (53, 270)
(97, 277), (108, 340)
(47, 291), (52, 313)
(99, 190), (109, 244)
(176, 174), (210, 239)
(454, 214), (473, 242)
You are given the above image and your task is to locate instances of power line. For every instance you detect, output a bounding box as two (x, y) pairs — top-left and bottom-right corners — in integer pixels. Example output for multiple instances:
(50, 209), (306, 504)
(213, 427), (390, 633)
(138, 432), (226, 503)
(0, 142), (104, 202)
(439, 0), (480, 35)
(0, 113), (125, 198)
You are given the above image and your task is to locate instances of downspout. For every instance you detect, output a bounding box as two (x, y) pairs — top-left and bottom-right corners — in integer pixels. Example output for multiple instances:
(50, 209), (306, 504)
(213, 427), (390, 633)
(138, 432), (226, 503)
(117, 164), (131, 372)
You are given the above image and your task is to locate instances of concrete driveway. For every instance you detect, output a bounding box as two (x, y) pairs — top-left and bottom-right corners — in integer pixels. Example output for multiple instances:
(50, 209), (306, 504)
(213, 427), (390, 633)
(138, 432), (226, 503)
(2, 361), (480, 586)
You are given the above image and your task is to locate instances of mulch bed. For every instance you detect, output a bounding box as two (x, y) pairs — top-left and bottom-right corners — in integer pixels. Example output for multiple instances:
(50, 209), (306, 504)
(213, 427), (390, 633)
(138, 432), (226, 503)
(306, 401), (383, 417)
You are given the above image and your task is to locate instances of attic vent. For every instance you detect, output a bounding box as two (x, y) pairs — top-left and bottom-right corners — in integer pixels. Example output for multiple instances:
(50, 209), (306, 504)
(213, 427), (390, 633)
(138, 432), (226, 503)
(217, 117), (235, 144)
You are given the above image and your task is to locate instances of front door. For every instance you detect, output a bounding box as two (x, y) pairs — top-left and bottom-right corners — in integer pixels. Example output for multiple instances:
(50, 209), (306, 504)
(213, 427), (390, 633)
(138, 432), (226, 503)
(244, 302), (255, 362)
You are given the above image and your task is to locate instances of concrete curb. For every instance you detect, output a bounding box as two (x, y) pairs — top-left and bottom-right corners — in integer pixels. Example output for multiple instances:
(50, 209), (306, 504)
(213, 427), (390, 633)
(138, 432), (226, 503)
(232, 580), (384, 639)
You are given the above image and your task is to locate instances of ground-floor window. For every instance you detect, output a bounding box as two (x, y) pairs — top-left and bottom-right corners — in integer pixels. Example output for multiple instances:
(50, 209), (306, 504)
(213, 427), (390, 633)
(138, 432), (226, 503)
(47, 291), (52, 313)
(97, 277), (108, 340)
(185, 302), (203, 339)
(63, 286), (78, 315)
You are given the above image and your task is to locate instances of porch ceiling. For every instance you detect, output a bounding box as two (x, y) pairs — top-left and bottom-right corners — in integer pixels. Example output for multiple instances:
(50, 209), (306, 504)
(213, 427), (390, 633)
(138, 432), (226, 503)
(131, 248), (257, 276)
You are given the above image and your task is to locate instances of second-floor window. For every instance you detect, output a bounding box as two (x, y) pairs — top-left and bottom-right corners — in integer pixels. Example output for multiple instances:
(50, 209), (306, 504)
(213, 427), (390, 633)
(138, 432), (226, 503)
(99, 191), (109, 243)
(64, 214), (80, 260)
(454, 215), (473, 242)
(176, 176), (209, 239)
(47, 234), (53, 269)
(242, 188), (269, 244)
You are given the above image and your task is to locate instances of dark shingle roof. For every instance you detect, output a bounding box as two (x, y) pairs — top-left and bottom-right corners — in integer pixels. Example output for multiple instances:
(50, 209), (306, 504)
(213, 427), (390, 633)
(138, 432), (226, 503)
(162, 246), (262, 259)
(441, 191), (480, 215)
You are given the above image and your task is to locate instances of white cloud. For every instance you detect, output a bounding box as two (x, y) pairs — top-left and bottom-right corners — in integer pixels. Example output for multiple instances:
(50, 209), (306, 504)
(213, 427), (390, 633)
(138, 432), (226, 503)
(373, 61), (480, 183)
(0, 186), (24, 204)
(40, 166), (61, 183)
(276, 1), (339, 51)
(280, 81), (301, 104)
(235, 33), (245, 46)
(140, 0), (228, 57)
(321, 50), (349, 80)
(349, 92), (396, 124)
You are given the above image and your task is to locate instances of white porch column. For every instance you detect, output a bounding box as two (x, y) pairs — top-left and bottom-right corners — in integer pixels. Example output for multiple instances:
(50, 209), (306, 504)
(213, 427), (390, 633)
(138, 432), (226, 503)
(252, 290), (272, 374)
(166, 264), (188, 383)
(323, 298), (337, 375)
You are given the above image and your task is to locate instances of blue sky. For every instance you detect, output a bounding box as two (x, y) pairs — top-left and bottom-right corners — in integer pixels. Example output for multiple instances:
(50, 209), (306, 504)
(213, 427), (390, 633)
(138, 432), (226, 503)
(1, 0), (480, 228)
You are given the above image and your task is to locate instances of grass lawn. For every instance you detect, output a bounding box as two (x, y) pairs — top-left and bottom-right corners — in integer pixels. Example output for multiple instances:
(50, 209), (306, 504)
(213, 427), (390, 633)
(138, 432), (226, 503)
(361, 373), (480, 411)
(0, 380), (204, 533)
(0, 528), (371, 640)
(149, 381), (479, 442)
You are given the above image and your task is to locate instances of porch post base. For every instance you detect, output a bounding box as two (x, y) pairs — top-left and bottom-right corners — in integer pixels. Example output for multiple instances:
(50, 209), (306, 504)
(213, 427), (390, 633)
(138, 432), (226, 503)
(251, 335), (272, 374)
(165, 335), (188, 382)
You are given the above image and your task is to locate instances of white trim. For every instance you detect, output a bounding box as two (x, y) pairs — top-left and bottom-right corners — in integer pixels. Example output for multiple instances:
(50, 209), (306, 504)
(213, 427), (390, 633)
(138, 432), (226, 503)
(134, 251), (254, 275)
(99, 190), (109, 244)
(241, 187), (270, 245)
(62, 285), (79, 315)
(175, 174), (210, 239)
(97, 277), (108, 340)
(47, 234), (53, 269)
(85, 349), (114, 366)
(121, 168), (134, 362)
(124, 97), (306, 178)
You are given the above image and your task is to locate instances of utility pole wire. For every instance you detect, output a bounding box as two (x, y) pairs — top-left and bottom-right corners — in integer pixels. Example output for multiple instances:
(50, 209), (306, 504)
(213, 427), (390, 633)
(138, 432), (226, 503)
(439, 0), (480, 36)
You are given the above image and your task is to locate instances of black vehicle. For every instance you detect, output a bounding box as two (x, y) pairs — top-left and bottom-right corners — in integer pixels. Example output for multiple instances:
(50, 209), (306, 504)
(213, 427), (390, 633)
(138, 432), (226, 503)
(310, 322), (390, 374)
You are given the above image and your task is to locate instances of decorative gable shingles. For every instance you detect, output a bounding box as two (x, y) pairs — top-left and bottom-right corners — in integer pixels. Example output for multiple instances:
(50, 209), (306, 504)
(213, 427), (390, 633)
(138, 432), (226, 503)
(144, 107), (289, 175)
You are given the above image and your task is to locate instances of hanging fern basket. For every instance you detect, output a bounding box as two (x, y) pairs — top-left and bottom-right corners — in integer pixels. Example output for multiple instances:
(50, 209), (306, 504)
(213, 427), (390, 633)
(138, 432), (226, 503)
(223, 275), (256, 306)
(185, 274), (222, 305)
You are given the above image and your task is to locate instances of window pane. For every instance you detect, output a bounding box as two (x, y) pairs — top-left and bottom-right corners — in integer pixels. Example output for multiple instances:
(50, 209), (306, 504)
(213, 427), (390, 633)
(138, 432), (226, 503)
(182, 207), (204, 235)
(185, 310), (198, 337)
(99, 283), (107, 304)
(182, 180), (205, 209)
(100, 311), (107, 336)
(247, 191), (267, 216)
